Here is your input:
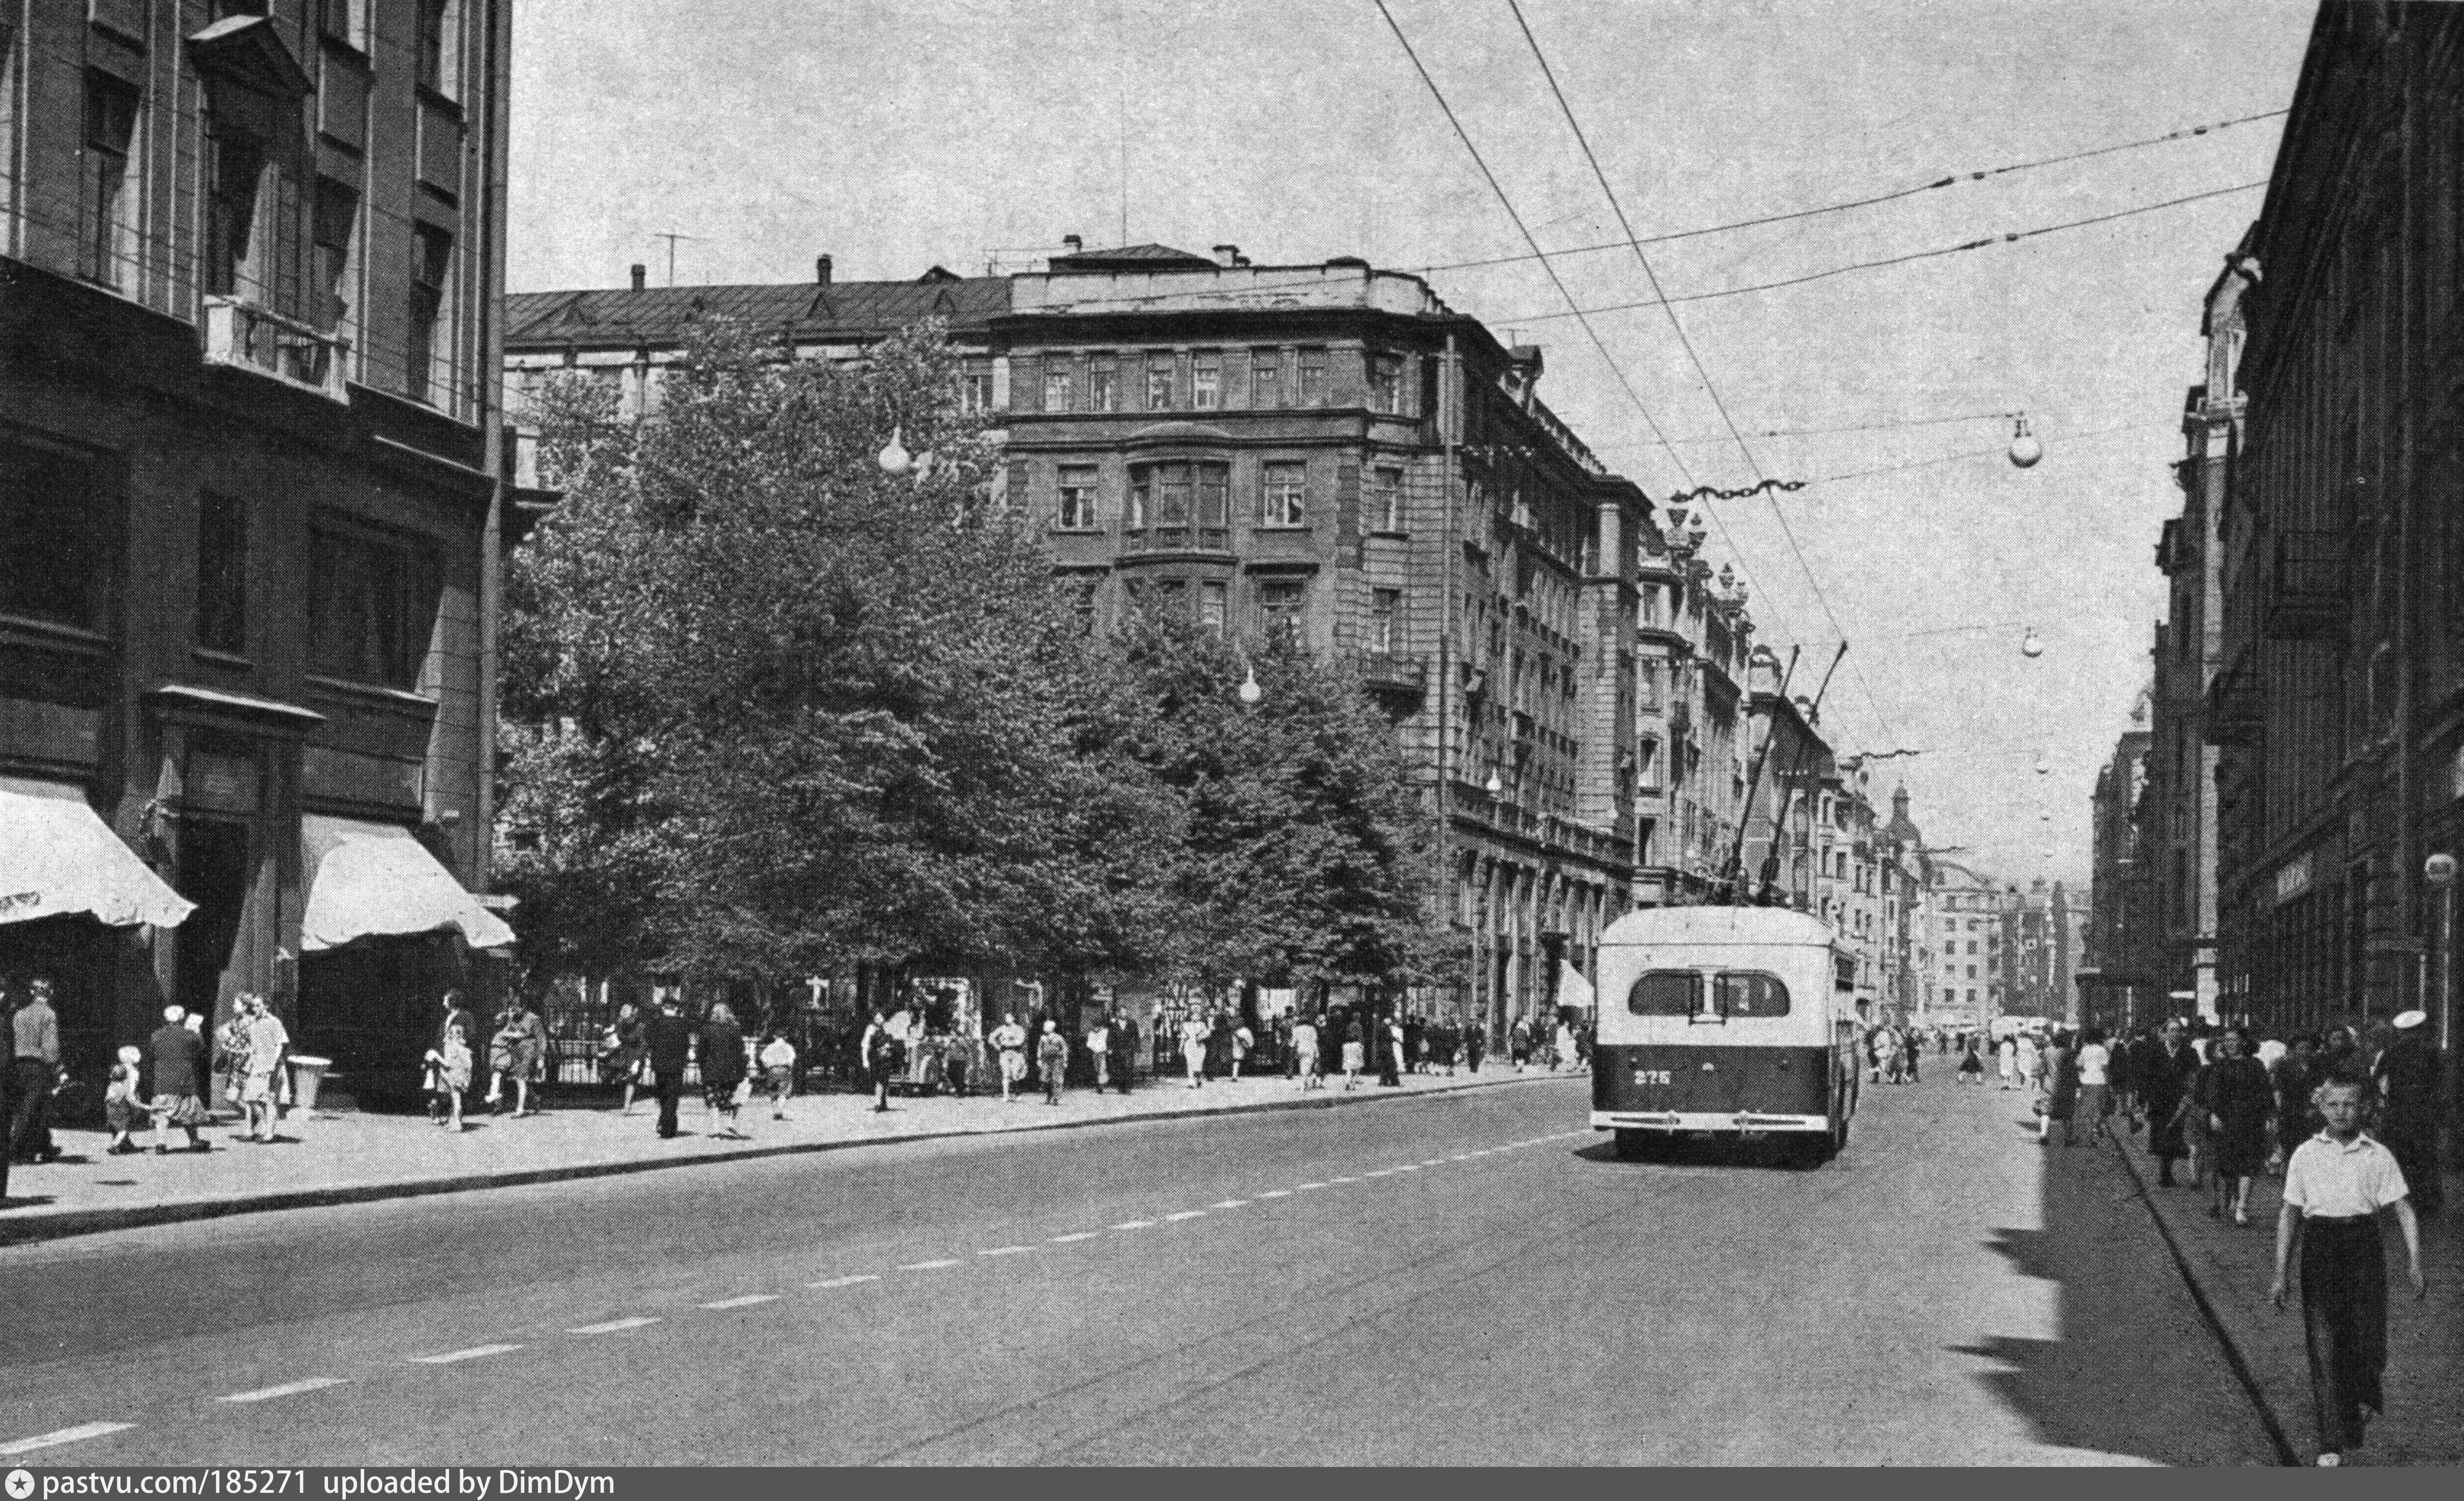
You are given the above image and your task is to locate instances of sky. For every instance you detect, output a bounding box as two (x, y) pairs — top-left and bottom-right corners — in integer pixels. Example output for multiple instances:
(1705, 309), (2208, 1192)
(506, 0), (2321, 886)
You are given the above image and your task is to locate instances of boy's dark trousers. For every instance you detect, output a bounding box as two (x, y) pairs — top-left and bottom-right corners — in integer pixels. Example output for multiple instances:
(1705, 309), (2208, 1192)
(2300, 1215), (2389, 1454)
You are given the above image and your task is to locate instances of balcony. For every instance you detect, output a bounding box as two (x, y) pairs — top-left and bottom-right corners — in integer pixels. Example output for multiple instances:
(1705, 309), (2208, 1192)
(202, 297), (350, 402)
(1360, 651), (1427, 702)
(1120, 525), (1232, 558)
(2263, 529), (2346, 641)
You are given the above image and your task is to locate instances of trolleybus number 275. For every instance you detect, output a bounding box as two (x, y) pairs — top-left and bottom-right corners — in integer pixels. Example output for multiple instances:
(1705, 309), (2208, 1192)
(1630, 1068), (1672, 1086)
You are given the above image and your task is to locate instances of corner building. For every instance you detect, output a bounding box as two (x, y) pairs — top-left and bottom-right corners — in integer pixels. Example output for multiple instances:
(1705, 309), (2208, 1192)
(2, 1), (514, 1096)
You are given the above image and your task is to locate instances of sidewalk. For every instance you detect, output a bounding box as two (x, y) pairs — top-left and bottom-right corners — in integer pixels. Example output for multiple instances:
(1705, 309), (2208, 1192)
(0, 1063), (1579, 1248)
(2105, 1117), (2461, 1466)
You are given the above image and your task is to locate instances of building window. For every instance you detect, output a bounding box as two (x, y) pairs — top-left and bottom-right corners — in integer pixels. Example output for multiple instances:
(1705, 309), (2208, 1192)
(80, 73), (140, 289)
(196, 491), (247, 655)
(1042, 362), (1074, 413)
(1251, 349), (1281, 408)
(1126, 461), (1228, 535)
(203, 120), (266, 300)
(308, 519), (441, 690)
(1191, 351), (1221, 410)
(1296, 347), (1326, 405)
(1370, 587), (1402, 653)
(417, 0), (460, 98)
(311, 179), (359, 333)
(1261, 461), (1306, 527)
(1257, 577), (1306, 649)
(1156, 579), (1187, 619)
(1087, 356), (1118, 412)
(1368, 353), (1403, 414)
(960, 358), (994, 414)
(1369, 465), (1404, 532)
(405, 224), (453, 404)
(1054, 464), (1100, 531)
(319, 0), (369, 49)
(1145, 354), (1174, 410)
(1199, 579), (1228, 634)
(0, 437), (111, 633)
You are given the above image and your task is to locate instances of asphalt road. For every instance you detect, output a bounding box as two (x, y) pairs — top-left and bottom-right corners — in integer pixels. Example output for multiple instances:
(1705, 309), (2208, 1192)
(1, 1071), (2274, 1465)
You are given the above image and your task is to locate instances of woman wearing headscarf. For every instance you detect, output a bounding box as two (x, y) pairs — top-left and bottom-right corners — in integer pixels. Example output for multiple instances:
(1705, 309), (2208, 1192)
(699, 1001), (749, 1138)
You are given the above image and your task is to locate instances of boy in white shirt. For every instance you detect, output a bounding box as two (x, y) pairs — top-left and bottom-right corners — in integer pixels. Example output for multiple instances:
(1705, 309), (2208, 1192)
(2269, 1073), (2427, 1466)
(758, 1034), (797, 1120)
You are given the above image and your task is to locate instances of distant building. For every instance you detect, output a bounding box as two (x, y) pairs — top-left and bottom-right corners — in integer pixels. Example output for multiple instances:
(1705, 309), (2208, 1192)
(506, 241), (1652, 1033)
(1926, 859), (2004, 1033)
(2082, 710), (2158, 1033)
(3, 2), (517, 1094)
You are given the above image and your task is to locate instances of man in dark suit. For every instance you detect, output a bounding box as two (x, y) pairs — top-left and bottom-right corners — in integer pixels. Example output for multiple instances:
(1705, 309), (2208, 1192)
(2141, 1019), (2200, 1186)
(2375, 1010), (2444, 1215)
(1108, 1011), (1137, 1095)
(643, 994), (696, 1139)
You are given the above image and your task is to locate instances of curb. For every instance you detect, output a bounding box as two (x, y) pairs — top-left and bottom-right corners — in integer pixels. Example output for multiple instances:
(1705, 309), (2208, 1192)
(2105, 1129), (2299, 1467)
(0, 1070), (1579, 1249)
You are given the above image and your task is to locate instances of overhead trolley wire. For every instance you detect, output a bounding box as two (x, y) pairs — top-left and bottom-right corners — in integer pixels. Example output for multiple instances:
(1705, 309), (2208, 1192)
(1498, 179), (2270, 326)
(1505, 0), (1899, 747)
(1419, 104), (2288, 275)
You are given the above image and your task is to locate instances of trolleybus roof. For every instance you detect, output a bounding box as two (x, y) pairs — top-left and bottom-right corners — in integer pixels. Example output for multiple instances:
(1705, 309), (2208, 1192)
(1599, 905), (1833, 948)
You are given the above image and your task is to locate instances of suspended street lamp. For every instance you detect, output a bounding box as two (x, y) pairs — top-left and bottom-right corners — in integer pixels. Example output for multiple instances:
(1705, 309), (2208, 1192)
(2008, 415), (2043, 469)
(2021, 627), (2045, 659)
(1237, 664), (1263, 706)
(878, 426), (912, 475)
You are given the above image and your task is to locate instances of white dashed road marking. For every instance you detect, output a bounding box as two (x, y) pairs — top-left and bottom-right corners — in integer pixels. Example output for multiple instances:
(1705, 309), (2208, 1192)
(977, 1246), (1034, 1257)
(408, 1344), (522, 1365)
(569, 1317), (661, 1335)
(1111, 1220), (1155, 1230)
(1163, 1211), (1207, 1222)
(808, 1275), (881, 1289)
(0, 1423), (136, 1455)
(219, 1378), (349, 1404)
(1257, 1190), (1292, 1198)
(1330, 1175), (1360, 1183)
(1391, 1165), (1420, 1172)
(897, 1259), (963, 1272)
(1362, 1170), (1392, 1178)
(1208, 1199), (1250, 1209)
(1296, 1182), (1328, 1191)
(1048, 1232), (1099, 1244)
(700, 1294), (780, 1310)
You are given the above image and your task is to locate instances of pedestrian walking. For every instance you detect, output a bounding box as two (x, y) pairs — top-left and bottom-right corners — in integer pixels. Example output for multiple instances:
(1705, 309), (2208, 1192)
(235, 993), (289, 1143)
(100, 1045), (145, 1155)
(9, 976), (63, 1163)
(2201, 1029), (2275, 1224)
(2269, 1072), (2429, 1466)
(1179, 1013), (1208, 1089)
(1231, 1020), (1253, 1082)
(2373, 1011), (2444, 1216)
(759, 1032), (797, 1120)
(862, 1009), (901, 1111)
(990, 1012), (1029, 1102)
(143, 1005), (212, 1153)
(601, 999), (648, 1116)
(1086, 1016), (1111, 1092)
(1292, 1013), (1321, 1090)
(2142, 1020), (2199, 1186)
(644, 994), (695, 1138)
(1038, 1020), (1068, 1105)
(1958, 1033), (1986, 1084)
(1381, 1012), (1405, 1088)
(1509, 1016), (1532, 1073)
(1341, 1015), (1365, 1091)
(1108, 1012), (1137, 1095)
(2039, 1032), (2077, 1145)
(485, 996), (545, 1117)
(700, 1001), (749, 1138)
(1553, 1019), (1577, 1075)
(1465, 1021), (1486, 1074)
(2071, 1029), (2112, 1139)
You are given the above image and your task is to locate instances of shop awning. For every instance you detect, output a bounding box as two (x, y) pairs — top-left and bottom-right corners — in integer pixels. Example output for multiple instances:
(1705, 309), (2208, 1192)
(1556, 964), (1596, 1013)
(301, 815), (516, 952)
(0, 776), (196, 929)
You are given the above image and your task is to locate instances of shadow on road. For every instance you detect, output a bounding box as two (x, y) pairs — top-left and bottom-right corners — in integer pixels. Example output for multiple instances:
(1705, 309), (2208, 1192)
(1954, 1128), (2275, 1467)
(1572, 1136), (1822, 1172)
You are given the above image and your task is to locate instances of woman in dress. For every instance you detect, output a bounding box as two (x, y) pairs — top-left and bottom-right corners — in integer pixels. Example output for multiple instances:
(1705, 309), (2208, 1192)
(699, 1000), (749, 1138)
(1340, 1014), (1366, 1091)
(436, 1015), (474, 1131)
(1958, 1034), (1986, 1084)
(2038, 1032), (2079, 1145)
(486, 997), (546, 1117)
(2198, 1029), (2274, 1224)
(601, 999), (648, 1116)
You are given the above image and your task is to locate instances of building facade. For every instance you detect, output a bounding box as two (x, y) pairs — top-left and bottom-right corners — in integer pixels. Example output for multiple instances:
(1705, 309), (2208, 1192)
(2082, 715), (2157, 1034)
(507, 241), (1649, 1034)
(2207, 3), (2464, 1057)
(2, 0), (515, 1095)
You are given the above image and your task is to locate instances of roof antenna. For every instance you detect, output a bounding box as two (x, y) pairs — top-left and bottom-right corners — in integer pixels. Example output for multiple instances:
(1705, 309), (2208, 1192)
(652, 230), (704, 288)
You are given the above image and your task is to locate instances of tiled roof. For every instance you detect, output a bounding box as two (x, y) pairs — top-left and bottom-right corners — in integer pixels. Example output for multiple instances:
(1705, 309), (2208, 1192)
(503, 274), (1011, 349)
(1046, 243), (1218, 271)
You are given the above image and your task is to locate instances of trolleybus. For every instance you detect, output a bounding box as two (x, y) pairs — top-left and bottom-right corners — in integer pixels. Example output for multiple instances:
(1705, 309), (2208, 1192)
(1590, 905), (1860, 1164)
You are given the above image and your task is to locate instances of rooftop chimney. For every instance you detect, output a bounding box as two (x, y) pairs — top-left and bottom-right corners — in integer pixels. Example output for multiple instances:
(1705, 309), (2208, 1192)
(1212, 243), (1240, 268)
(816, 255), (833, 286)
(1062, 234), (1083, 254)
(629, 263), (645, 292)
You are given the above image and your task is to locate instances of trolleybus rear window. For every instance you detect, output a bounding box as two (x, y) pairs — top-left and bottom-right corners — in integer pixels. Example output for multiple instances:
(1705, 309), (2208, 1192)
(1626, 970), (1698, 1016)
(1714, 970), (1791, 1017)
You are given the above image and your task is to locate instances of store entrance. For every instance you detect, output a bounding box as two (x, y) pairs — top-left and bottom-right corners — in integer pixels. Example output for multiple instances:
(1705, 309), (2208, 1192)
(173, 817), (251, 1023)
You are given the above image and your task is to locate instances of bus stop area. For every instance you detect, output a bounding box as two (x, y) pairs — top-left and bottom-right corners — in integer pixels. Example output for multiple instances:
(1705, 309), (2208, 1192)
(0, 1058), (1563, 1248)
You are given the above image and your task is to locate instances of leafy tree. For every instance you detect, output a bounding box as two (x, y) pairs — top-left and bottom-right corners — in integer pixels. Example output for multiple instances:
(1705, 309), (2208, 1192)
(499, 320), (1175, 985)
